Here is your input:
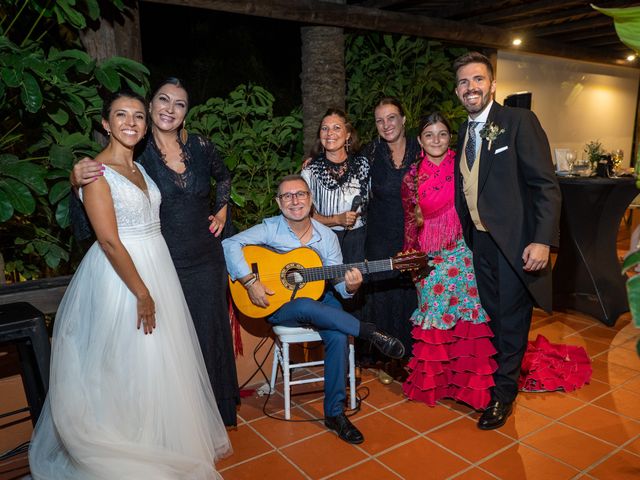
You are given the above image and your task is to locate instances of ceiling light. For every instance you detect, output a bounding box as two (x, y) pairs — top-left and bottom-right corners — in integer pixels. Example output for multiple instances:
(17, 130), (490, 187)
(627, 54), (637, 62)
(512, 38), (522, 46)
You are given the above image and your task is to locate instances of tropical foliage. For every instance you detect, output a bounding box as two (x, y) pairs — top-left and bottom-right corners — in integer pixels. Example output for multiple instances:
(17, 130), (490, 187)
(0, 0), (148, 280)
(346, 34), (468, 142)
(187, 84), (303, 230)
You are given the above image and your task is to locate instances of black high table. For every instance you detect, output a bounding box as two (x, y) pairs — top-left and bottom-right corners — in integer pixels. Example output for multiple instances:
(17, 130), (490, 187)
(552, 176), (638, 326)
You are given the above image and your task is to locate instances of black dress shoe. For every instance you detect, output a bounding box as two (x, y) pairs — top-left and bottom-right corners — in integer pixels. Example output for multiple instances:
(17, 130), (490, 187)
(324, 413), (364, 444)
(478, 400), (513, 430)
(368, 330), (405, 359)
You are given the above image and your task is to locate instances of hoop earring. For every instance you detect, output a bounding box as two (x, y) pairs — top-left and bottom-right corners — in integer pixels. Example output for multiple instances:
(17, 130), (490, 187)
(180, 121), (188, 144)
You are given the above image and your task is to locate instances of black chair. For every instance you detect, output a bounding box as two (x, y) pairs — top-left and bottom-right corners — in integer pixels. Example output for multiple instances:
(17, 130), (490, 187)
(0, 302), (51, 425)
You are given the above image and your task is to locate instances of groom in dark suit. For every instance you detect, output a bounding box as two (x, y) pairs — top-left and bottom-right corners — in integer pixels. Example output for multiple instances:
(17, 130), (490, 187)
(452, 52), (561, 430)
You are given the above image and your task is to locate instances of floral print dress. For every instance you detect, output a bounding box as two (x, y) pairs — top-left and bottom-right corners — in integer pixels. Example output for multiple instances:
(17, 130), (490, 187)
(401, 149), (496, 409)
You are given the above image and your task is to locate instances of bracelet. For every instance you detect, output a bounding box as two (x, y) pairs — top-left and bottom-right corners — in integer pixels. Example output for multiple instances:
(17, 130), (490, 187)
(242, 274), (257, 288)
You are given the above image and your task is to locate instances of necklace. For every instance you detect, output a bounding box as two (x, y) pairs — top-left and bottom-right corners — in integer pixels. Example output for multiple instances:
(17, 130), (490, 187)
(296, 222), (312, 242)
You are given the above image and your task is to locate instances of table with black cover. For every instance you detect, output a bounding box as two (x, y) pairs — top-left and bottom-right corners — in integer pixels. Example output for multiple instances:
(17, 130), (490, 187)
(552, 176), (638, 326)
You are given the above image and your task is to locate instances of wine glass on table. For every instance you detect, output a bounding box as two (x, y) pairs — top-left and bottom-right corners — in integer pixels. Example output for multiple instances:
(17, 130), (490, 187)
(566, 150), (576, 175)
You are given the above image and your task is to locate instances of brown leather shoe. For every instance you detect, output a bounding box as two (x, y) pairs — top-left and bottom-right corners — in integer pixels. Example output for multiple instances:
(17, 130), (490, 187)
(324, 413), (364, 444)
(478, 400), (513, 430)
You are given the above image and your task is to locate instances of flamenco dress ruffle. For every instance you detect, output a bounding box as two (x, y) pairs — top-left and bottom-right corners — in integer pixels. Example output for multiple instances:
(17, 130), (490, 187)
(402, 239), (497, 410)
(518, 334), (592, 392)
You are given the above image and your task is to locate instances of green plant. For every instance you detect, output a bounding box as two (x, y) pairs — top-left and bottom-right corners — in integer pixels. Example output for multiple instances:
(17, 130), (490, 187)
(187, 84), (303, 230)
(1, 0), (149, 280)
(584, 140), (604, 167)
(346, 34), (468, 142)
(622, 250), (640, 355)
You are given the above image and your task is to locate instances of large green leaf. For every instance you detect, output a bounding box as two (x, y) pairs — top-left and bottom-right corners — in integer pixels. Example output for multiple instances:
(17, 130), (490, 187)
(0, 190), (13, 222)
(49, 144), (75, 170)
(0, 161), (48, 195)
(593, 5), (640, 53)
(55, 195), (71, 228)
(48, 108), (70, 126)
(95, 65), (120, 91)
(0, 178), (36, 214)
(49, 180), (70, 204)
(1, 66), (21, 87)
(20, 71), (42, 112)
(626, 274), (640, 328)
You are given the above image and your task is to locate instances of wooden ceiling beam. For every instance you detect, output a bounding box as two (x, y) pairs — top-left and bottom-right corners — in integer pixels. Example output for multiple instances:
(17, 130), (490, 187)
(465, 0), (585, 25)
(500, 9), (596, 30)
(528, 16), (613, 37)
(142, 0), (633, 67)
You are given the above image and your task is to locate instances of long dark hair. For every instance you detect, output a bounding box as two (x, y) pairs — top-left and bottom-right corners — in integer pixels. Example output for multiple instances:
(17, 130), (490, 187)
(310, 108), (360, 158)
(412, 112), (452, 227)
(101, 89), (147, 120)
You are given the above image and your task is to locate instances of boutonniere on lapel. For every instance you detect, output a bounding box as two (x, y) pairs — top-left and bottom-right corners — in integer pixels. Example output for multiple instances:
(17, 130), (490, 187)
(479, 122), (505, 151)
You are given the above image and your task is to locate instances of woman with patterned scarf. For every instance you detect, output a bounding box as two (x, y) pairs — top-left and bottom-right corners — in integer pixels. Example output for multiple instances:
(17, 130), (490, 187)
(401, 112), (496, 409)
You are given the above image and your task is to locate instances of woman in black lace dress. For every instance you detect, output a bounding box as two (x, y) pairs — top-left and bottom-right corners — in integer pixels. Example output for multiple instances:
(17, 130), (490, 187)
(360, 97), (420, 382)
(71, 78), (240, 426)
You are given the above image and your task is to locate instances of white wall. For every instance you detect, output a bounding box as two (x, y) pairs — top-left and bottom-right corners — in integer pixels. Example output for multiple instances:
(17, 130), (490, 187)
(496, 51), (639, 168)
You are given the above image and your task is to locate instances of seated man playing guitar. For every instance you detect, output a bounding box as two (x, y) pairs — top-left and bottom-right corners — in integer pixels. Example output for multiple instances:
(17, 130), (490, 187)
(222, 174), (405, 445)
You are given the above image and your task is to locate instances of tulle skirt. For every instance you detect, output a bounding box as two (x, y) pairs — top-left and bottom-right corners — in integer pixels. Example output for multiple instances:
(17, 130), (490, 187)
(29, 222), (231, 479)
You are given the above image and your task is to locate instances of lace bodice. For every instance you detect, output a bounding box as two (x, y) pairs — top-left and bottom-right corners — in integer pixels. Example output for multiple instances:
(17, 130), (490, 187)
(80, 164), (161, 229)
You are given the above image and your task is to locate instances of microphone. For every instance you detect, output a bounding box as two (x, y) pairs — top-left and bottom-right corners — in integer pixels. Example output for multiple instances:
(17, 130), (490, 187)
(350, 195), (362, 212)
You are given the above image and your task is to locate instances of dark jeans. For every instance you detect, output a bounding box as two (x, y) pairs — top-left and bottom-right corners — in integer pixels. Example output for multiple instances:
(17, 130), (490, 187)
(269, 291), (360, 416)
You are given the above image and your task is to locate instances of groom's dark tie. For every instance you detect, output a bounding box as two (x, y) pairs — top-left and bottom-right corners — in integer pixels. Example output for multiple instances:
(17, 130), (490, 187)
(466, 121), (478, 170)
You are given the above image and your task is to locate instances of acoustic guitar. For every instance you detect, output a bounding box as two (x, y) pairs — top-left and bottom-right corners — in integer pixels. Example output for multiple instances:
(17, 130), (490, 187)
(228, 245), (427, 318)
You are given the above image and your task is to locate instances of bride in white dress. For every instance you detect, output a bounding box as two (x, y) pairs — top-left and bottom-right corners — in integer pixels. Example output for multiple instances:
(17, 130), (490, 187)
(29, 91), (231, 479)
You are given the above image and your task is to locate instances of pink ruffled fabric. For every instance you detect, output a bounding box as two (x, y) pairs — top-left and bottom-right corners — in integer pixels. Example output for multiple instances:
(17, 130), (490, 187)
(518, 335), (592, 392)
(403, 321), (497, 409)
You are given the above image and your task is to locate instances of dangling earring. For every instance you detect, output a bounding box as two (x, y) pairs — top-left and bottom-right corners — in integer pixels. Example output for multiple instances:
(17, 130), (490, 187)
(180, 121), (188, 144)
(345, 138), (351, 154)
(106, 130), (111, 136)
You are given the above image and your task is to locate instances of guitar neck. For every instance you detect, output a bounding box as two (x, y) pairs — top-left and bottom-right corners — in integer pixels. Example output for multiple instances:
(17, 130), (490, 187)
(303, 259), (394, 282)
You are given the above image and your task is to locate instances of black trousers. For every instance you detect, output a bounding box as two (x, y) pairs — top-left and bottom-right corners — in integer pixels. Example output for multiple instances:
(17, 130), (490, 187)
(472, 229), (533, 404)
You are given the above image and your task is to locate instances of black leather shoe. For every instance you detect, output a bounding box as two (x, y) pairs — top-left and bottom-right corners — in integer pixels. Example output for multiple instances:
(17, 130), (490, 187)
(369, 330), (405, 359)
(478, 400), (513, 430)
(324, 413), (364, 444)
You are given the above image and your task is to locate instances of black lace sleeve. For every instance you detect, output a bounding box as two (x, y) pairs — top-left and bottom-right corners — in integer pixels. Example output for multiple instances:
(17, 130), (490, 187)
(198, 136), (231, 214)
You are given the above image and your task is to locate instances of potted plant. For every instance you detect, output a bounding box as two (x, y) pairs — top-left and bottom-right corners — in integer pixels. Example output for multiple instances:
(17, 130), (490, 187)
(584, 140), (605, 170)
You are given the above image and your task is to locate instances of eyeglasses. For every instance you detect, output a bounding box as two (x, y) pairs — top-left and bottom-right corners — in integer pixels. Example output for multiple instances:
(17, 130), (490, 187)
(277, 191), (310, 201)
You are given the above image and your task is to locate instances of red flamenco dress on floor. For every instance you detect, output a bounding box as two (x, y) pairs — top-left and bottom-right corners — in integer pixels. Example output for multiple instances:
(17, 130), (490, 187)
(400, 150), (497, 409)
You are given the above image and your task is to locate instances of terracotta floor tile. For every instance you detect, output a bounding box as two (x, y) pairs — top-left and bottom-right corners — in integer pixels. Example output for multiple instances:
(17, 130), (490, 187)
(556, 311), (601, 327)
(220, 451), (306, 480)
(588, 449), (640, 480)
(468, 404), (552, 440)
(327, 459), (402, 479)
(619, 337), (640, 353)
(522, 423), (616, 470)
(295, 397), (375, 421)
(590, 358), (640, 385)
(594, 388), (640, 421)
(609, 313), (633, 331)
(560, 404), (640, 445)
(216, 424), (274, 470)
(281, 431), (368, 478)
(249, 406), (326, 448)
(382, 399), (463, 433)
(427, 416), (514, 463)
(528, 317), (591, 341)
(624, 436), (640, 456)
(479, 443), (579, 480)
(596, 346), (640, 372)
(579, 325), (635, 347)
(515, 391), (585, 418)
(377, 437), (471, 480)
(436, 397), (476, 416)
(238, 392), (271, 422)
(360, 379), (405, 409)
(350, 412), (417, 455)
(562, 378), (612, 402)
(449, 467), (498, 480)
(622, 376), (640, 395)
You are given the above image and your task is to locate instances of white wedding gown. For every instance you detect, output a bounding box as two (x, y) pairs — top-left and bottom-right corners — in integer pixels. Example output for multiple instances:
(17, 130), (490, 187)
(29, 165), (231, 479)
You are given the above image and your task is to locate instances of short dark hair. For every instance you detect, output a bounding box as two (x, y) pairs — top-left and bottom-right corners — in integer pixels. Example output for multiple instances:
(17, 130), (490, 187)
(277, 174), (309, 194)
(374, 97), (405, 117)
(452, 51), (494, 81)
(101, 89), (147, 120)
(151, 77), (190, 109)
(310, 108), (360, 158)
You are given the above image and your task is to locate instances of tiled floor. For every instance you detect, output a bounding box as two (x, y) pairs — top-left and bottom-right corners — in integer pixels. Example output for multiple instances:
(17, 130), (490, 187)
(1, 226), (639, 479)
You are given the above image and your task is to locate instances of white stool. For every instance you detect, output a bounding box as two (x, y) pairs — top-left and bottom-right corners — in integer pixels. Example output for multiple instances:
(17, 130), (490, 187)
(269, 325), (357, 420)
